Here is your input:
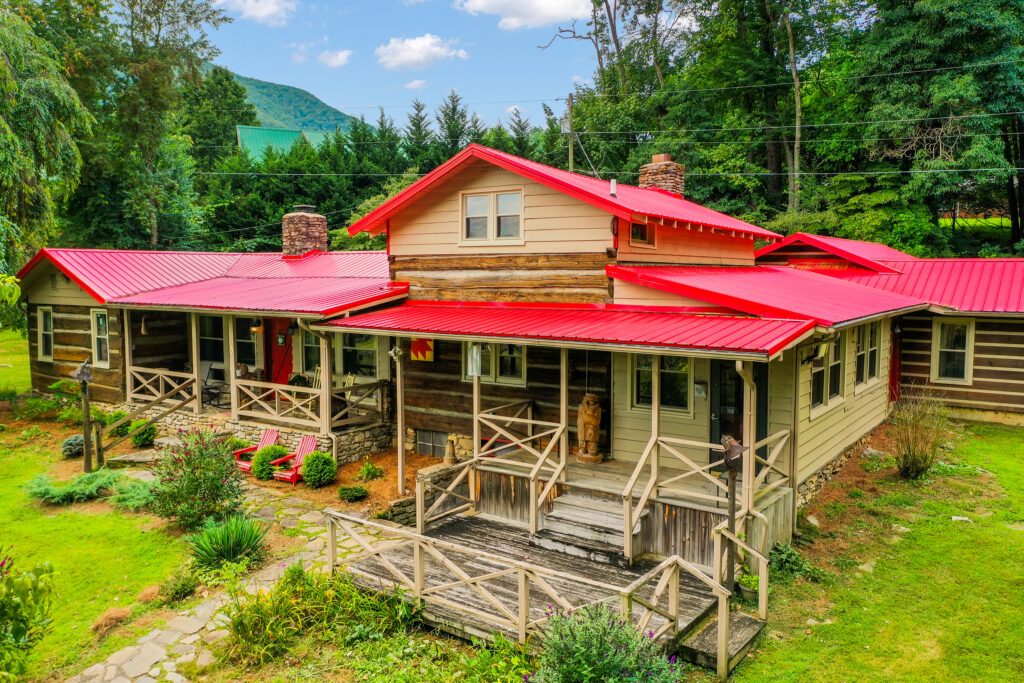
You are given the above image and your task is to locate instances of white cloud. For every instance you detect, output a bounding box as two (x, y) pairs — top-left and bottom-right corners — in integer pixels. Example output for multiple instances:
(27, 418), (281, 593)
(375, 34), (468, 70)
(215, 0), (297, 27)
(288, 40), (314, 63)
(317, 49), (353, 67)
(454, 0), (589, 29)
(403, 79), (429, 89)
(506, 105), (526, 114)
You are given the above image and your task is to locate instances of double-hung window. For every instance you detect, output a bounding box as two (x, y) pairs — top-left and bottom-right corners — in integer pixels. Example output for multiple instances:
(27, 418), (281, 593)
(37, 307), (53, 361)
(198, 316), (225, 380)
(461, 190), (523, 243)
(632, 355), (690, 412)
(340, 333), (377, 378)
(235, 318), (260, 368)
(811, 334), (844, 410)
(302, 330), (321, 375)
(931, 318), (974, 385)
(463, 342), (526, 385)
(91, 309), (110, 369)
(854, 322), (881, 386)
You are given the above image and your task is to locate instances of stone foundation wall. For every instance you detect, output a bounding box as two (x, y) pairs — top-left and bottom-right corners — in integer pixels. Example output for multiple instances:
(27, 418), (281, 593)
(403, 427), (474, 460)
(386, 461), (458, 528)
(796, 435), (869, 507)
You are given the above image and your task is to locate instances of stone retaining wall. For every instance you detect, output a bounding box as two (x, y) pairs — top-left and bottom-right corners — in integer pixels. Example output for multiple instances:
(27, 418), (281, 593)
(386, 460), (456, 528)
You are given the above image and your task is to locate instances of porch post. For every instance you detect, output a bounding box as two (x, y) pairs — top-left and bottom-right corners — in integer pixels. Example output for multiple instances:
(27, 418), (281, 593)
(124, 310), (134, 399)
(470, 372), (481, 506)
(189, 313), (201, 414)
(226, 315), (238, 420)
(395, 341), (406, 495)
(650, 355), (660, 491)
(559, 347), (568, 480)
(318, 332), (332, 438)
(736, 360), (756, 513)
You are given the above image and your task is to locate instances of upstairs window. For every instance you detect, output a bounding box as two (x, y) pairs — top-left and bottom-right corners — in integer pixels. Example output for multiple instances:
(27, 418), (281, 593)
(461, 191), (523, 243)
(931, 318), (974, 385)
(91, 309), (110, 369)
(37, 307), (53, 361)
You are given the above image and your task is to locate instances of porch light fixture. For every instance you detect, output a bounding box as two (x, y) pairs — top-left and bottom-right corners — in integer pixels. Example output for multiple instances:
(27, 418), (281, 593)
(250, 322), (263, 335)
(467, 343), (483, 377)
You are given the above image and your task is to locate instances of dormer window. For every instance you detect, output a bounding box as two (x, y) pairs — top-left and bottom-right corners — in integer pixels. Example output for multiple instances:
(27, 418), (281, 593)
(461, 190), (523, 244)
(630, 222), (655, 247)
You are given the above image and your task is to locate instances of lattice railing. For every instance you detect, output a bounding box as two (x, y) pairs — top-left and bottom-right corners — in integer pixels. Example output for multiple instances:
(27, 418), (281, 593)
(235, 379), (321, 428)
(128, 366), (196, 404)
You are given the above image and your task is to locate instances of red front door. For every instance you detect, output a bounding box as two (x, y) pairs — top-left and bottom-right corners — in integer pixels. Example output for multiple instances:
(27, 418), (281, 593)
(264, 318), (294, 384)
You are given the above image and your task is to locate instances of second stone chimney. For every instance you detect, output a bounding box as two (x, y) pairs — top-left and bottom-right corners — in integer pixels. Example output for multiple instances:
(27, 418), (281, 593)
(282, 205), (328, 256)
(638, 153), (685, 197)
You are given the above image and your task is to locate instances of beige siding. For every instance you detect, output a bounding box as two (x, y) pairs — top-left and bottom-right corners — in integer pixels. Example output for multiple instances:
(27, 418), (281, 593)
(618, 223), (755, 265)
(20, 261), (100, 307)
(766, 350), (797, 476)
(388, 159), (614, 256)
(794, 321), (892, 483)
(612, 280), (718, 307)
(610, 352), (711, 463)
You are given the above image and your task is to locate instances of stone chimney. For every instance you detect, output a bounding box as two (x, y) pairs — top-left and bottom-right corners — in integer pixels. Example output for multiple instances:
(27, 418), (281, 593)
(638, 153), (685, 197)
(282, 205), (328, 256)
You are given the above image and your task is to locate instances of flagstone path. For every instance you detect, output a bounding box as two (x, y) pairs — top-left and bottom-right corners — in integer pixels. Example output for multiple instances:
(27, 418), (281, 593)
(66, 479), (384, 683)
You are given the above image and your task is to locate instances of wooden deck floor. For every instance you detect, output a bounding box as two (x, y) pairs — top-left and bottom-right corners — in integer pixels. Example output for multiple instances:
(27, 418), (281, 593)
(340, 514), (717, 646)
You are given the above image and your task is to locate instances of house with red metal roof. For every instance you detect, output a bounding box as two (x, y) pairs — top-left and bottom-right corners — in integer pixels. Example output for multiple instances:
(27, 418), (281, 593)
(18, 144), (1024, 674)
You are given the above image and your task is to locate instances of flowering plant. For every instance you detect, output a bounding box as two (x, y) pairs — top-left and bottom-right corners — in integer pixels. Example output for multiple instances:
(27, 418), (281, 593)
(150, 428), (244, 530)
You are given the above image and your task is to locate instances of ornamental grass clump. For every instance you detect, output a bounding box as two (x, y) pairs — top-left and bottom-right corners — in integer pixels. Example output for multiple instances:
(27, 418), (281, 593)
(302, 451), (337, 488)
(26, 469), (121, 505)
(251, 445), (287, 480)
(150, 428), (244, 531)
(187, 516), (268, 571)
(534, 603), (684, 682)
(891, 393), (949, 479)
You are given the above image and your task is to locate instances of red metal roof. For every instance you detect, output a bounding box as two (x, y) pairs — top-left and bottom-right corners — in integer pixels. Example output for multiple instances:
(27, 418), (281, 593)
(816, 259), (1024, 313)
(347, 144), (781, 241)
(17, 248), (395, 314)
(754, 232), (917, 273)
(607, 264), (927, 327)
(317, 301), (815, 357)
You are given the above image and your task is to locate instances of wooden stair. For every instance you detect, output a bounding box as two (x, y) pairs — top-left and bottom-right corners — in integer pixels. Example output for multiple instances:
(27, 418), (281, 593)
(676, 611), (765, 674)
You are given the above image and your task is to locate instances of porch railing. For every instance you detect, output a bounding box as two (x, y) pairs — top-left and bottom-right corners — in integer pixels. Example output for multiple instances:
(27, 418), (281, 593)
(415, 460), (475, 533)
(127, 366), (197, 404)
(323, 509), (733, 677)
(235, 379), (321, 429)
(330, 379), (388, 429)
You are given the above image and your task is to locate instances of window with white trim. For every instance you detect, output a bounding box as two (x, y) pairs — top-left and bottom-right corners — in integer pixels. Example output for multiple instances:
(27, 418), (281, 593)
(855, 322), (881, 386)
(632, 354), (690, 411)
(91, 309), (110, 369)
(235, 318), (260, 368)
(302, 330), (321, 375)
(931, 318), (974, 384)
(37, 307), (53, 361)
(198, 315), (225, 381)
(462, 342), (526, 385)
(340, 333), (377, 378)
(811, 334), (844, 409)
(461, 190), (522, 243)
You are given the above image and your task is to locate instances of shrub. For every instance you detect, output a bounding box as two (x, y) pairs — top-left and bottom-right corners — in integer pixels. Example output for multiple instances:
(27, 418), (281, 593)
(26, 470), (121, 505)
(357, 457), (384, 482)
(130, 420), (157, 448)
(11, 396), (58, 420)
(769, 543), (828, 583)
(111, 480), (159, 512)
(150, 428), (244, 531)
(187, 516), (268, 571)
(534, 603), (684, 682)
(159, 569), (199, 604)
(221, 565), (416, 665)
(225, 437), (250, 453)
(738, 573), (759, 591)
(891, 394), (949, 479)
(61, 435), (85, 459)
(0, 554), (54, 675)
(107, 410), (131, 437)
(302, 451), (337, 488)
(339, 485), (369, 502)
(251, 445), (287, 480)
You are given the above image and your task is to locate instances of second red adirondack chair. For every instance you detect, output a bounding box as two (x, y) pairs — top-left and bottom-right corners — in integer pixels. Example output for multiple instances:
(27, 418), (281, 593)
(235, 429), (279, 473)
(272, 435), (319, 486)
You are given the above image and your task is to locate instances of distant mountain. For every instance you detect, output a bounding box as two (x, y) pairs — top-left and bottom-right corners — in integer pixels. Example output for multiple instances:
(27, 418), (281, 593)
(225, 68), (361, 133)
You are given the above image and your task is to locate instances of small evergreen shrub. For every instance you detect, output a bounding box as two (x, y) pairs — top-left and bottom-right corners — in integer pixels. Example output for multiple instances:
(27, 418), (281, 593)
(129, 420), (157, 448)
(357, 457), (384, 482)
(159, 569), (199, 604)
(26, 470), (121, 506)
(339, 485), (369, 502)
(251, 445), (287, 480)
(534, 603), (684, 682)
(61, 435), (85, 459)
(187, 516), (268, 571)
(150, 428), (244, 530)
(107, 411), (131, 437)
(302, 451), (337, 488)
(111, 480), (159, 512)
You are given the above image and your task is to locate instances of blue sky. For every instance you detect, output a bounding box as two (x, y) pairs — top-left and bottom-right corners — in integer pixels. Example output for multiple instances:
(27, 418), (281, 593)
(211, 0), (597, 128)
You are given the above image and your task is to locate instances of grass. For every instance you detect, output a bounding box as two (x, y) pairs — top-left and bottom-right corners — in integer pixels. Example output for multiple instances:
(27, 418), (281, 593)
(724, 423), (1024, 682)
(0, 415), (188, 680)
(0, 329), (30, 394)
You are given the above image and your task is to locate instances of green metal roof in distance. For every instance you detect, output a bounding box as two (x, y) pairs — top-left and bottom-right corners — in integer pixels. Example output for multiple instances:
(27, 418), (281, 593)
(235, 126), (335, 159)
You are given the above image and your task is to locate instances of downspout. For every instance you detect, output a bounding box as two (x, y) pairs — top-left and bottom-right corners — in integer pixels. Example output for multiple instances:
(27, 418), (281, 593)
(299, 317), (340, 459)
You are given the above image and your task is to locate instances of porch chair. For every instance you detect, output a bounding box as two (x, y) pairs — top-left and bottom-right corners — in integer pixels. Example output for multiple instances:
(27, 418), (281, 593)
(271, 435), (319, 486)
(234, 429), (279, 473)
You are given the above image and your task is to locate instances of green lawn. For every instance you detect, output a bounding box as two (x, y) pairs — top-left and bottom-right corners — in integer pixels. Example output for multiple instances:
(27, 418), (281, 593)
(0, 417), (188, 680)
(0, 329), (31, 394)
(726, 423), (1024, 682)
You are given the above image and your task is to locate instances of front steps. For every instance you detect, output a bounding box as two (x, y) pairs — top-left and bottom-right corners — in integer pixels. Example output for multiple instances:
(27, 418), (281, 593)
(676, 611), (766, 674)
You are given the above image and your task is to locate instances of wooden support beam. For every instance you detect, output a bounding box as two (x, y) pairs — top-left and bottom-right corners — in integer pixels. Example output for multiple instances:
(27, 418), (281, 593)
(470, 372), (480, 506)
(559, 347), (568, 483)
(651, 354), (661, 497)
(396, 342), (406, 495)
(319, 332), (332, 438)
(189, 313), (201, 415)
(736, 360), (756, 516)
(226, 315), (238, 420)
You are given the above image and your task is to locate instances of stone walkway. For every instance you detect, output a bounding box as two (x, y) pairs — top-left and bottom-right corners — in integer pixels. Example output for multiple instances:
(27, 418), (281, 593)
(67, 479), (384, 683)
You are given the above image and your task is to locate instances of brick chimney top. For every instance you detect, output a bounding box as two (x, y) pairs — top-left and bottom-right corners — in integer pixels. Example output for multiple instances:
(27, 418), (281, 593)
(282, 206), (328, 256)
(638, 154), (685, 197)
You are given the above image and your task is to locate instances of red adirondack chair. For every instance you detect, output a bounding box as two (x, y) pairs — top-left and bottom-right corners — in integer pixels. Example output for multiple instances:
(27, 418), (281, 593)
(272, 435), (319, 486)
(235, 429), (279, 473)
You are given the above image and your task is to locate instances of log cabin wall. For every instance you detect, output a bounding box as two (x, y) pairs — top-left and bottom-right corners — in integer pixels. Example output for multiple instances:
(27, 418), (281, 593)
(129, 310), (189, 371)
(26, 302), (125, 404)
(400, 338), (612, 453)
(899, 312), (1024, 416)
